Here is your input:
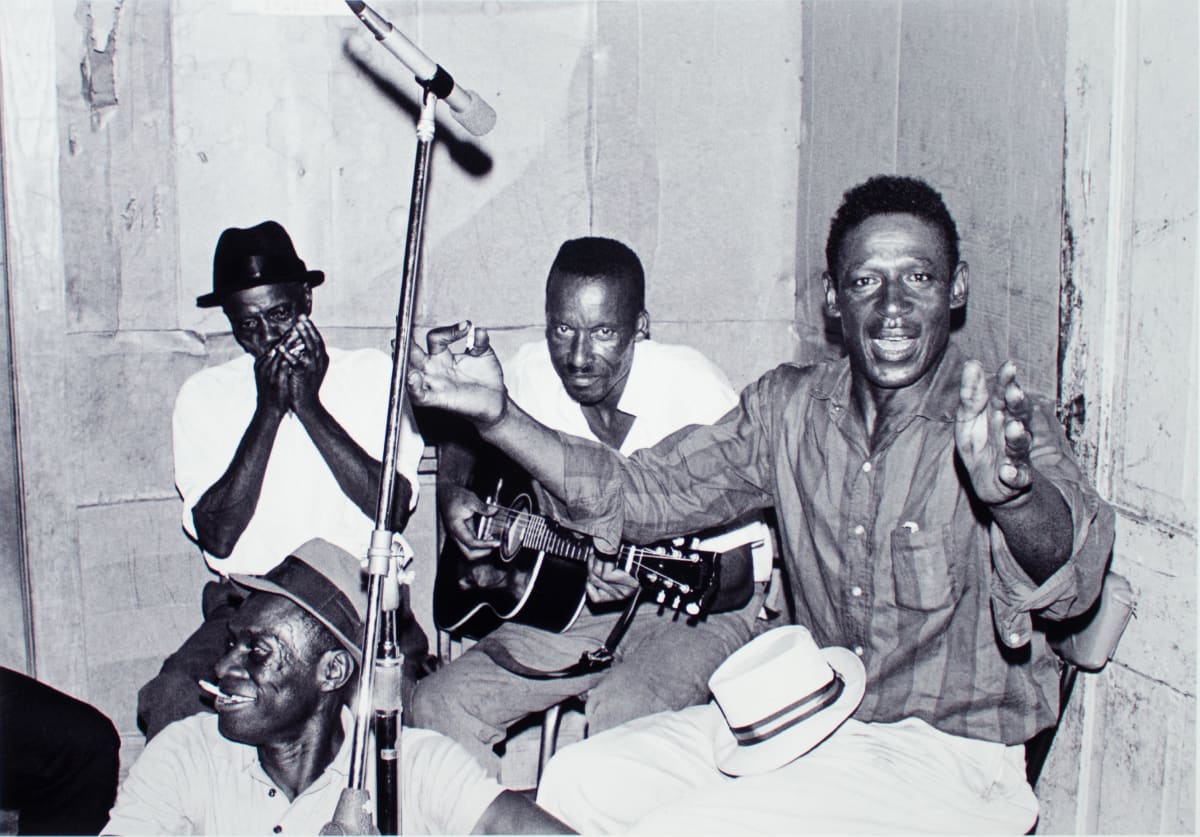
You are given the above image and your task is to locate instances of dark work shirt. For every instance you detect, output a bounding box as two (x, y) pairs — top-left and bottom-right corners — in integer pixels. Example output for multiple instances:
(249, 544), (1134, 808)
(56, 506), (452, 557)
(545, 345), (1115, 745)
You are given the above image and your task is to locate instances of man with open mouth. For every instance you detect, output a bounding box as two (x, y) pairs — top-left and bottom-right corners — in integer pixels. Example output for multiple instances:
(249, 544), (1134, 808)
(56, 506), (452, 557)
(103, 539), (571, 835)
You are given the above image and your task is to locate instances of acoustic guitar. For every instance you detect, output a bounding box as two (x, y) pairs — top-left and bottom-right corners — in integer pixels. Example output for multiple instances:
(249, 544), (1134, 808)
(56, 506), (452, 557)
(433, 468), (725, 639)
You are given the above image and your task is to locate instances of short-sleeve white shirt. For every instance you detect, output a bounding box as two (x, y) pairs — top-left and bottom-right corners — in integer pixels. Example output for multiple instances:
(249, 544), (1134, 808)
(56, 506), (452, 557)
(505, 339), (773, 577)
(173, 347), (424, 576)
(102, 710), (503, 835)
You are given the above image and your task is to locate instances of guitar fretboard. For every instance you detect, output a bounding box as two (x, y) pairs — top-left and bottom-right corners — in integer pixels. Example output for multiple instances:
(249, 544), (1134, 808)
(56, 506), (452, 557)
(483, 507), (704, 587)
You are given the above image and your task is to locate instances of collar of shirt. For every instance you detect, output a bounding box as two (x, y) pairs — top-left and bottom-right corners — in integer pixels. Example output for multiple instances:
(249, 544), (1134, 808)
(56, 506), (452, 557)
(809, 344), (963, 440)
(242, 706), (354, 799)
(520, 340), (655, 453)
(612, 339), (656, 422)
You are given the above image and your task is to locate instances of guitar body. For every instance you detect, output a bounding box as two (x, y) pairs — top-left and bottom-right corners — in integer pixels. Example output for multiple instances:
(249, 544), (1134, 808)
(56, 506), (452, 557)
(434, 459), (590, 638)
(433, 448), (732, 639)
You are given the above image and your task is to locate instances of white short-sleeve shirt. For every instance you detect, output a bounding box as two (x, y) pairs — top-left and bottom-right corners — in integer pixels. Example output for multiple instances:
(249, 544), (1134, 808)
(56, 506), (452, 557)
(505, 339), (774, 578)
(102, 709), (503, 835)
(173, 347), (424, 576)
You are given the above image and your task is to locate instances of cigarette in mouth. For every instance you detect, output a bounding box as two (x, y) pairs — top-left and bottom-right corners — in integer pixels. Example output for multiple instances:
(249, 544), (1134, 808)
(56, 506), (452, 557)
(198, 679), (222, 697)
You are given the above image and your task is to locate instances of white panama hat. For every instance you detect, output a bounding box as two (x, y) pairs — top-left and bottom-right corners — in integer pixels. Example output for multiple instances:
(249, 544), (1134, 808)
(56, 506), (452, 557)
(710, 625), (866, 776)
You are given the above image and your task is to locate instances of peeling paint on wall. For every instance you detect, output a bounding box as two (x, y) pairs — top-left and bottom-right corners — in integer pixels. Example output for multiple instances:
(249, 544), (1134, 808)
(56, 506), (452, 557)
(79, 0), (123, 125)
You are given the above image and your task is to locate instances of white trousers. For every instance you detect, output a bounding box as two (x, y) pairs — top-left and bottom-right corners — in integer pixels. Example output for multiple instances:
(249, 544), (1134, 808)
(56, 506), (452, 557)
(537, 703), (1040, 834)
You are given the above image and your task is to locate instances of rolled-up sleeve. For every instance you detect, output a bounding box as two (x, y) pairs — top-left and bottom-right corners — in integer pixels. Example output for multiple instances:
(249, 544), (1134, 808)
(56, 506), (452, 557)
(990, 399), (1115, 645)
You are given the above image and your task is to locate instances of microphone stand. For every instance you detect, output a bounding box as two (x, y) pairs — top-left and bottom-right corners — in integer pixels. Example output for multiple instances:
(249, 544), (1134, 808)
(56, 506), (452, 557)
(321, 87), (439, 837)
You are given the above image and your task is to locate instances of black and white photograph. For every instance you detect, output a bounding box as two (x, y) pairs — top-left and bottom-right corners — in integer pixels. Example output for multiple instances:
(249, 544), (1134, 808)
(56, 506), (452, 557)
(0, 0), (1194, 833)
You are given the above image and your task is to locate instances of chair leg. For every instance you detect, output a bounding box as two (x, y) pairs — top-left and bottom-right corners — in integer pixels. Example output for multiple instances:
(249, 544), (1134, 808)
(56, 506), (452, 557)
(537, 702), (565, 786)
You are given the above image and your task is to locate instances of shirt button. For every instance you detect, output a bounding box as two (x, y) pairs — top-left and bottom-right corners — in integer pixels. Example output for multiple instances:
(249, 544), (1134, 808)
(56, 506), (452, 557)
(853, 524), (865, 537)
(268, 789), (276, 798)
(1009, 632), (1023, 645)
(851, 586), (863, 597)
(862, 461), (872, 473)
(273, 827), (282, 834)
(853, 645), (865, 657)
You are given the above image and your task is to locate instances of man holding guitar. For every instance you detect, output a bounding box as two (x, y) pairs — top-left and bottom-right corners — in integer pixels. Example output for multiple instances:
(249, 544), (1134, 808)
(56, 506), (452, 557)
(411, 237), (774, 778)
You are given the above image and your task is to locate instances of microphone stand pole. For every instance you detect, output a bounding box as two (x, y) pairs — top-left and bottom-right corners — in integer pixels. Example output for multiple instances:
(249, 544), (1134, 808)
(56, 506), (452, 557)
(322, 87), (439, 837)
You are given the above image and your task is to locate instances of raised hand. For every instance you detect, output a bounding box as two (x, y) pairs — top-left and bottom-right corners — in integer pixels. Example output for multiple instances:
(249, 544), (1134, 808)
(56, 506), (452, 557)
(439, 483), (501, 560)
(407, 321), (507, 426)
(955, 359), (1034, 506)
(284, 315), (329, 414)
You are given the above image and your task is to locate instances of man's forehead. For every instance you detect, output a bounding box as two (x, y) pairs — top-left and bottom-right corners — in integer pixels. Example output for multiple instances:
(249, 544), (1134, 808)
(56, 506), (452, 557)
(222, 283), (304, 315)
(837, 213), (952, 269)
(547, 272), (637, 314)
(229, 592), (302, 637)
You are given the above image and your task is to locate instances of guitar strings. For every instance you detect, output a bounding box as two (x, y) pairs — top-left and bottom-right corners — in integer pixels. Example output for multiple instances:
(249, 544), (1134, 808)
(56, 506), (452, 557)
(483, 507), (703, 563)
(478, 507), (705, 592)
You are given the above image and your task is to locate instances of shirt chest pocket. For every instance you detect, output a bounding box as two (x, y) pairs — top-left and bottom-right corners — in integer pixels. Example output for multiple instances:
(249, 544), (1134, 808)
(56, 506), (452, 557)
(890, 524), (961, 612)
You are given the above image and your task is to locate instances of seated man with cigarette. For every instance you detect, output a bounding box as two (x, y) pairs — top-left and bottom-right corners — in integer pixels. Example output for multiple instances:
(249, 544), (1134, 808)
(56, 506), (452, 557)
(104, 539), (571, 835)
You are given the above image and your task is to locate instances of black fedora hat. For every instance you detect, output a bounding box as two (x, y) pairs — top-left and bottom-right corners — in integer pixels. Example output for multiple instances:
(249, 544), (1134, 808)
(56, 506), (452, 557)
(197, 220), (325, 308)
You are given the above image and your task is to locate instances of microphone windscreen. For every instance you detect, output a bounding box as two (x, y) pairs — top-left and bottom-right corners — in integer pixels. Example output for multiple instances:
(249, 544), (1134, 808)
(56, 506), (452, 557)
(450, 88), (497, 136)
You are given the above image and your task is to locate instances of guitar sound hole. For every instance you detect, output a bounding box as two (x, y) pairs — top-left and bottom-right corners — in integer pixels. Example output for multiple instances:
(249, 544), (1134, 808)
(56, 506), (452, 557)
(500, 493), (533, 560)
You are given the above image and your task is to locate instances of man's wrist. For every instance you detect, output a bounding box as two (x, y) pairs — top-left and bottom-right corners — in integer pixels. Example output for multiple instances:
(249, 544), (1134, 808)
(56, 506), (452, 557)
(290, 396), (328, 425)
(475, 395), (511, 438)
(253, 401), (287, 424)
(988, 485), (1034, 511)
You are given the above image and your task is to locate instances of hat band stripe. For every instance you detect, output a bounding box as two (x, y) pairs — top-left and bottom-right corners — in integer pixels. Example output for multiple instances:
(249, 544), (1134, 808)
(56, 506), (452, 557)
(729, 673), (845, 746)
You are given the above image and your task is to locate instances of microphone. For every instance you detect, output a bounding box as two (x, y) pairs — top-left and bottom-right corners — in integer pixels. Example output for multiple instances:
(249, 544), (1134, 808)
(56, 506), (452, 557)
(345, 0), (497, 136)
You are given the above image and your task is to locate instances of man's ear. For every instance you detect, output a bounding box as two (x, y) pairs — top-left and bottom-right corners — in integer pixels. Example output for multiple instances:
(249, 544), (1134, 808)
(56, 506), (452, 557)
(299, 286), (314, 317)
(316, 648), (354, 693)
(634, 310), (650, 341)
(950, 262), (969, 310)
(823, 272), (840, 318)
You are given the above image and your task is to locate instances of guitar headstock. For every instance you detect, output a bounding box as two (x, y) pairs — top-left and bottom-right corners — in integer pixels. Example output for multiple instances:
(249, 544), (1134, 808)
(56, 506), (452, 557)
(629, 543), (722, 618)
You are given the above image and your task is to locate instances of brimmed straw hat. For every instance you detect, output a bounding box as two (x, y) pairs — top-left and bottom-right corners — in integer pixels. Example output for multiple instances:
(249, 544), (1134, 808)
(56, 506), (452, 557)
(710, 625), (865, 776)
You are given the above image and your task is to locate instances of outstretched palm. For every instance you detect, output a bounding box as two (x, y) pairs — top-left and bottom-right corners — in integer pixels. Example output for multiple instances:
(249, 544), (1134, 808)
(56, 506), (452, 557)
(407, 321), (507, 425)
(955, 359), (1034, 506)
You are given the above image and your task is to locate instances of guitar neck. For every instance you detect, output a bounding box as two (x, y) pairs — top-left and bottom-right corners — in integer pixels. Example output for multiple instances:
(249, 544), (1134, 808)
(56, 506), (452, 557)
(487, 507), (709, 588)
(491, 508), (592, 563)
(491, 507), (657, 571)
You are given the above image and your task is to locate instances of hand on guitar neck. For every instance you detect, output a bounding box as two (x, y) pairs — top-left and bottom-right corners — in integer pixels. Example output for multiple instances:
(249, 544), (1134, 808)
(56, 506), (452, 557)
(585, 552), (641, 604)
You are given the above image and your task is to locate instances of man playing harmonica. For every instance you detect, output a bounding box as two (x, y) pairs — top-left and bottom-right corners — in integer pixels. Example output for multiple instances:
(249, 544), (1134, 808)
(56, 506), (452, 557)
(138, 221), (429, 739)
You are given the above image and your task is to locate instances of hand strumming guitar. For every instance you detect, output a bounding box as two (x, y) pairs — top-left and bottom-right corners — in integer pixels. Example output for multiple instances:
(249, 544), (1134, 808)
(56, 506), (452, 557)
(440, 482), (500, 561)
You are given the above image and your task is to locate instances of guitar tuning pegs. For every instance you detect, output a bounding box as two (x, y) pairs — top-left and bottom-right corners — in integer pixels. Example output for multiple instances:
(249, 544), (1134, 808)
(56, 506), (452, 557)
(671, 595), (682, 610)
(679, 584), (691, 594)
(656, 590), (667, 604)
(685, 602), (700, 616)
